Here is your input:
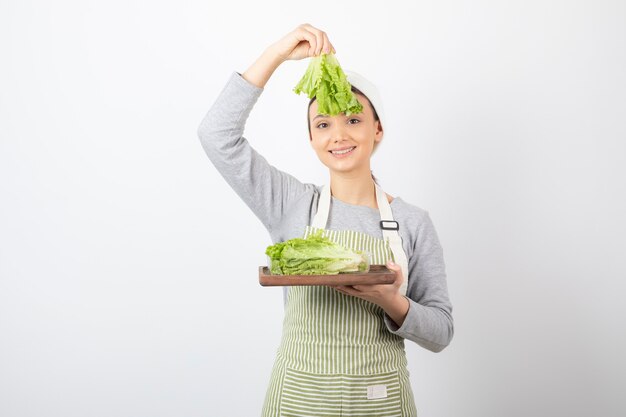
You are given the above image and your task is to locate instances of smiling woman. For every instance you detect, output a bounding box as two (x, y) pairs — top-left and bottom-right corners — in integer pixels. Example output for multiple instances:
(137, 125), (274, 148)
(197, 23), (453, 417)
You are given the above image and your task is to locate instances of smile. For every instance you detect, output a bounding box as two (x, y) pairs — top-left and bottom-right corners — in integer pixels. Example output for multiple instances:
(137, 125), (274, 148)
(329, 146), (356, 157)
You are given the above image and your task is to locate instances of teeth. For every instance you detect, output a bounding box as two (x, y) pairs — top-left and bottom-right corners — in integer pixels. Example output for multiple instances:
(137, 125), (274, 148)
(332, 147), (355, 155)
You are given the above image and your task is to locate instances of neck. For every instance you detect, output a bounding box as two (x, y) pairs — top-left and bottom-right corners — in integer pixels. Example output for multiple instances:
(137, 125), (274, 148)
(329, 169), (378, 208)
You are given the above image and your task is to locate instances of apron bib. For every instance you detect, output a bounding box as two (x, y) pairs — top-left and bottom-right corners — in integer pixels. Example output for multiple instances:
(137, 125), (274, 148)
(262, 184), (417, 417)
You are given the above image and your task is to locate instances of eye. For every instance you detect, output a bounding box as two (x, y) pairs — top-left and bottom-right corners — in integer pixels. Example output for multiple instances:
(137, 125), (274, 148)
(316, 122), (329, 129)
(349, 118), (360, 124)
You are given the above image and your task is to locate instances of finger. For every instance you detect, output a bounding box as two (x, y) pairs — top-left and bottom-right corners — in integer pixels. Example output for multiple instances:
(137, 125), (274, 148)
(335, 285), (354, 295)
(302, 29), (317, 56)
(321, 32), (332, 54)
(318, 34), (327, 55)
(313, 30), (325, 56)
(297, 25), (318, 57)
(385, 261), (403, 283)
(387, 260), (401, 272)
(353, 285), (382, 293)
(302, 24), (326, 56)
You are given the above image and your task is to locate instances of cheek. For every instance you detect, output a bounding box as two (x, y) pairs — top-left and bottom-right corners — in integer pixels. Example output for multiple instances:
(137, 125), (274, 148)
(309, 131), (324, 146)
(310, 138), (330, 157)
(311, 140), (325, 154)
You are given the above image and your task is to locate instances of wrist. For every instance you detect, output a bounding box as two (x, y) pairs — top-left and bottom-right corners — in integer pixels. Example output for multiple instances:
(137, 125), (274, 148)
(242, 48), (284, 89)
(263, 44), (287, 65)
(382, 293), (410, 328)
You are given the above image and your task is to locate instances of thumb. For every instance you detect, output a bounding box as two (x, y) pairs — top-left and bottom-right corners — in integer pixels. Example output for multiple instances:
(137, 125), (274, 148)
(386, 260), (399, 270)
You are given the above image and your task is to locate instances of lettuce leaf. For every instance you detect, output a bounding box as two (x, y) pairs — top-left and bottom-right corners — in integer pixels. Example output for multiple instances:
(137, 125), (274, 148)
(293, 53), (363, 117)
(265, 231), (369, 275)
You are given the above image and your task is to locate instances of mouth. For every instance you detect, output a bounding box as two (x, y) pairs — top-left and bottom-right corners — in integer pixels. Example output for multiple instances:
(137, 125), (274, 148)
(329, 146), (356, 158)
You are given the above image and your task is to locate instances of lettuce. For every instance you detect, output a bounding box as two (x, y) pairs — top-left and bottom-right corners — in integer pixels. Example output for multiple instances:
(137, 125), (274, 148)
(293, 53), (363, 117)
(265, 231), (369, 275)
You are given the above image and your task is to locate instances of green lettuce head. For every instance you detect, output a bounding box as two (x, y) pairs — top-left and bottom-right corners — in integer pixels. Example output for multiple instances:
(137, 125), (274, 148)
(265, 231), (370, 275)
(293, 53), (363, 117)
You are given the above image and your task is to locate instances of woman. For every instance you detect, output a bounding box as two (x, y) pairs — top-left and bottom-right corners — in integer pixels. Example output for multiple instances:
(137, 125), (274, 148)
(198, 23), (453, 417)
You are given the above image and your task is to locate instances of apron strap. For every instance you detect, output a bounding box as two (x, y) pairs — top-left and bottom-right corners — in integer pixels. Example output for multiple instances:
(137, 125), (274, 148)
(312, 184), (409, 295)
(374, 184), (409, 296)
(312, 184), (331, 229)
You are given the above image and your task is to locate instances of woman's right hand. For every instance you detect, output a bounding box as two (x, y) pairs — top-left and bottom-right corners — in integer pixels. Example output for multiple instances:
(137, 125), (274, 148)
(242, 24), (335, 88)
(268, 23), (336, 63)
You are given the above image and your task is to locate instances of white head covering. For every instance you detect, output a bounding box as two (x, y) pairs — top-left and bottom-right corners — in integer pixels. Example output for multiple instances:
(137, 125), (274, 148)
(344, 70), (386, 136)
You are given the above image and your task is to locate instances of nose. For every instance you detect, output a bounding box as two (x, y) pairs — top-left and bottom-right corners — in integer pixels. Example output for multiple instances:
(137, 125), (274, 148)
(329, 120), (351, 142)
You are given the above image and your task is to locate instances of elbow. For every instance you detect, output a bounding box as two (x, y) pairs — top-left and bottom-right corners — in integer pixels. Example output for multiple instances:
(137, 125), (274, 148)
(403, 302), (455, 352)
(197, 117), (222, 158)
(425, 313), (454, 353)
(411, 323), (454, 353)
(425, 338), (450, 353)
(197, 108), (219, 146)
(429, 339), (451, 353)
(196, 115), (240, 156)
(433, 317), (454, 353)
(425, 336), (452, 353)
(197, 118), (212, 145)
(429, 345), (446, 353)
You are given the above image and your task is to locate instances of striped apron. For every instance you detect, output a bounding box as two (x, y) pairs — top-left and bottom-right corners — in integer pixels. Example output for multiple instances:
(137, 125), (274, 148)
(262, 184), (417, 417)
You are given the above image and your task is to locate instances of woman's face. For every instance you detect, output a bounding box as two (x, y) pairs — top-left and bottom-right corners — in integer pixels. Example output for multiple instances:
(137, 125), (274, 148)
(308, 94), (383, 175)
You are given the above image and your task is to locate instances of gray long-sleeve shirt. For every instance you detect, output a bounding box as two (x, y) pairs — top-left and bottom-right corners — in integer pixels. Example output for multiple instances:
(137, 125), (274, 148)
(197, 71), (454, 352)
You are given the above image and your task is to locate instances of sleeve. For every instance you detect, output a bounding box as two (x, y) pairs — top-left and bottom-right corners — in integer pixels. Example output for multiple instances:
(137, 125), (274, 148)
(383, 212), (454, 352)
(197, 71), (309, 232)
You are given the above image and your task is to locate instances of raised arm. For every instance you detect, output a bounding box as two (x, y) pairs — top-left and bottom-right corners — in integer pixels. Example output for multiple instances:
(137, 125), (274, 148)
(197, 24), (335, 231)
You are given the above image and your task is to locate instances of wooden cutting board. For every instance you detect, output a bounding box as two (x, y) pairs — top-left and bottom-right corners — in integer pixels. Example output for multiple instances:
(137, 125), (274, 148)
(259, 264), (396, 287)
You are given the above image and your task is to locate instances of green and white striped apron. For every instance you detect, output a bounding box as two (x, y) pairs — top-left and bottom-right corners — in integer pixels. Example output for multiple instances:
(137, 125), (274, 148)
(262, 184), (417, 417)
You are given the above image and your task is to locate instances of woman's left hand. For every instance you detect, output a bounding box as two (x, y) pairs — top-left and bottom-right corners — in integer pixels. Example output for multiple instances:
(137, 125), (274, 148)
(330, 260), (410, 327)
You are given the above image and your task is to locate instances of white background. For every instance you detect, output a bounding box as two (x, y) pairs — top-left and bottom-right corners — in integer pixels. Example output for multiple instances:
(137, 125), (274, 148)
(1, 1), (625, 416)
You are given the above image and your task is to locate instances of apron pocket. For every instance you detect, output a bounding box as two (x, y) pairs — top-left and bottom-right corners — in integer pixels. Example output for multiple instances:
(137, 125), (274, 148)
(279, 367), (403, 417)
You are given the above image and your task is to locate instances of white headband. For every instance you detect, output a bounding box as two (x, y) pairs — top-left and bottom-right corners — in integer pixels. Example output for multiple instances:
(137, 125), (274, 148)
(344, 70), (386, 134)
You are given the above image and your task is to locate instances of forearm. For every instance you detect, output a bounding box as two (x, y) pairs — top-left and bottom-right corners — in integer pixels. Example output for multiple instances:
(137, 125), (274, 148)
(380, 293), (410, 328)
(384, 300), (454, 352)
(242, 46), (284, 88)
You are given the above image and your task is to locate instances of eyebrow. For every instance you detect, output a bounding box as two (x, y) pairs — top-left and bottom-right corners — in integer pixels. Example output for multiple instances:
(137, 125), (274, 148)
(313, 113), (361, 121)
